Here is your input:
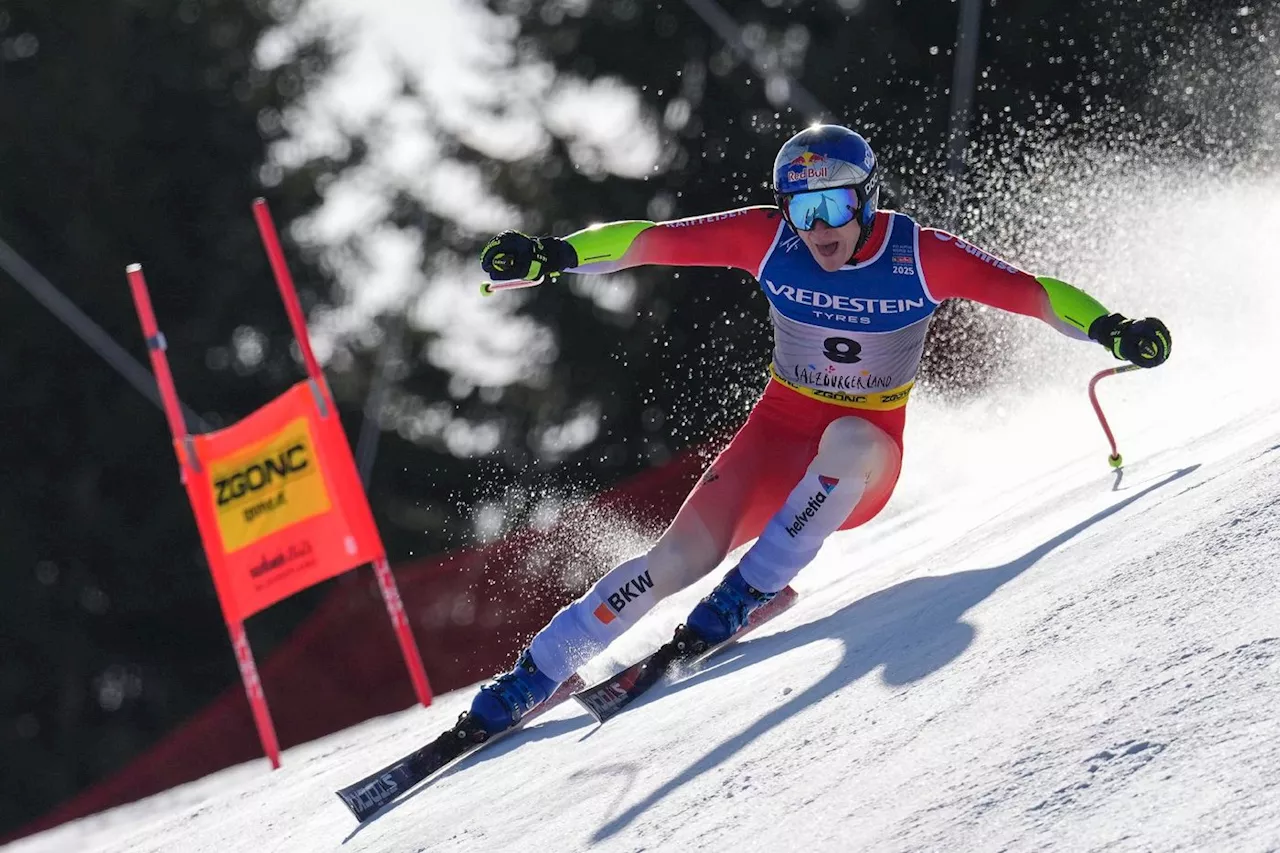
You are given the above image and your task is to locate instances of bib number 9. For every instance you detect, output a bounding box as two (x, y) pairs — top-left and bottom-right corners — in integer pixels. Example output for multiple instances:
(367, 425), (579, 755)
(823, 337), (862, 364)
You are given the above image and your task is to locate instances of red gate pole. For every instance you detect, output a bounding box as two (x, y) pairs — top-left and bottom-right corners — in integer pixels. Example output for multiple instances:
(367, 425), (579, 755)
(250, 199), (433, 708)
(229, 622), (283, 769)
(251, 200), (326, 388)
(126, 263), (283, 768)
(372, 554), (433, 706)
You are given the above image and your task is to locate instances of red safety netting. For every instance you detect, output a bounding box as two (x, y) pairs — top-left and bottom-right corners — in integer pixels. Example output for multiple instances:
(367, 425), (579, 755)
(9, 446), (709, 842)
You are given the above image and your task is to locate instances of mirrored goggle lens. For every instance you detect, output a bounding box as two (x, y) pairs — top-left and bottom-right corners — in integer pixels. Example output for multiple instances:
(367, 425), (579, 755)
(784, 187), (860, 231)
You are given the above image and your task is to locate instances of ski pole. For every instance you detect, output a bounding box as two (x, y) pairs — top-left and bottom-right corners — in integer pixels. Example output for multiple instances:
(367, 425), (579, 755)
(1088, 364), (1141, 468)
(480, 277), (544, 296)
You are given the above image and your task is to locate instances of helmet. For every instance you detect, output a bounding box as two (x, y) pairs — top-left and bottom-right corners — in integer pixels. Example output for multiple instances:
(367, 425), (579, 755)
(772, 125), (880, 237)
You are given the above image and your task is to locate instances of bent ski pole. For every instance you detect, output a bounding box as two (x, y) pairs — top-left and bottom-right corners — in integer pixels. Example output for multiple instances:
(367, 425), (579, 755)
(1088, 364), (1141, 468)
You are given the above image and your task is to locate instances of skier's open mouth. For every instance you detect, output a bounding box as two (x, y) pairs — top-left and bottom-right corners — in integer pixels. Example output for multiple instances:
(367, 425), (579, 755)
(815, 240), (842, 258)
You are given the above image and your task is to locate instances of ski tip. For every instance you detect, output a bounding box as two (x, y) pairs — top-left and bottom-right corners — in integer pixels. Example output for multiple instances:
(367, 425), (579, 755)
(571, 692), (606, 725)
(336, 789), (376, 823)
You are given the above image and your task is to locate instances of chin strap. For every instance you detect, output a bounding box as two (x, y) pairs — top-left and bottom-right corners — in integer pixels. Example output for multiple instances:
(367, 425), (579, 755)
(842, 210), (878, 266)
(848, 219), (874, 265)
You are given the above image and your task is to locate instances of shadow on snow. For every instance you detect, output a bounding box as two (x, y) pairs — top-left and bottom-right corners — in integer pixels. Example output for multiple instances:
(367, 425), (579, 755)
(340, 703), (594, 842)
(586, 465), (1198, 843)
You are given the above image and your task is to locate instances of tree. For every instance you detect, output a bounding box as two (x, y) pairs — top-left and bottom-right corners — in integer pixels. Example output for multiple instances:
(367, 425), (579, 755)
(0, 0), (361, 834)
(335, 0), (1280, 562)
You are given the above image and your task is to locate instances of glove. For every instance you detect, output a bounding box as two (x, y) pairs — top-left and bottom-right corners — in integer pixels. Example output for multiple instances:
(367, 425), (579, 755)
(1088, 313), (1172, 368)
(480, 231), (578, 283)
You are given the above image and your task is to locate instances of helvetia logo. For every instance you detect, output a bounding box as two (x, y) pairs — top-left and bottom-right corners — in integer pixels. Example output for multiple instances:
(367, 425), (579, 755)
(818, 475), (840, 494)
(593, 570), (655, 624)
(785, 490), (829, 538)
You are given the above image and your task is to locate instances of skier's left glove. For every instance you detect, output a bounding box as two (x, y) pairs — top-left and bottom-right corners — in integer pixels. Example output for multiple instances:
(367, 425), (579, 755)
(1088, 313), (1172, 368)
(480, 231), (578, 283)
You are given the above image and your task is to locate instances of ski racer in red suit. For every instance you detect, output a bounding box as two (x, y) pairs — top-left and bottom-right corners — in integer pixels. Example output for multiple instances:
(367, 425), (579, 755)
(463, 125), (1171, 737)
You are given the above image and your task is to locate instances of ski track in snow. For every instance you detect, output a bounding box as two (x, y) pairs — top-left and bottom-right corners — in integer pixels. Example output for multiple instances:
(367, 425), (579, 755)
(9, 180), (1280, 851)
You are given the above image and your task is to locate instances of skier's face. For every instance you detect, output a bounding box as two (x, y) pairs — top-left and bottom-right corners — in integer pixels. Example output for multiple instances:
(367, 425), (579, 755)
(799, 218), (861, 272)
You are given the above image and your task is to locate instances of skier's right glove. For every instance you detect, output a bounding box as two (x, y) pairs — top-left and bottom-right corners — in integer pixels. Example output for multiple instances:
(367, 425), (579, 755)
(480, 231), (578, 283)
(1088, 313), (1172, 368)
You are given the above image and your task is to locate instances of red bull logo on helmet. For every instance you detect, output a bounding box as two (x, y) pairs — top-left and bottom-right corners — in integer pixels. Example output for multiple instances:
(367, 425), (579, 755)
(787, 151), (829, 183)
(782, 155), (870, 190)
(788, 151), (826, 167)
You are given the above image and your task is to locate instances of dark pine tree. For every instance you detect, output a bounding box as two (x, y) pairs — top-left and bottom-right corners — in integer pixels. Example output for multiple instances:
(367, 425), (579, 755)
(0, 0), (365, 835)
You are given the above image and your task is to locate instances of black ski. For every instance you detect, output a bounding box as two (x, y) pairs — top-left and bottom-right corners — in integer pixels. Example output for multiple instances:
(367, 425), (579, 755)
(572, 585), (799, 725)
(336, 674), (583, 823)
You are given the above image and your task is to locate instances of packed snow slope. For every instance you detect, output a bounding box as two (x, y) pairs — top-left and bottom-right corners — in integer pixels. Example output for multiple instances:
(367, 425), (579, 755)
(10, 176), (1280, 852)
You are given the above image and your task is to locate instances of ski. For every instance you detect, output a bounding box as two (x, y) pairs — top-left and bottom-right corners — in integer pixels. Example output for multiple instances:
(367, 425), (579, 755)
(336, 673), (584, 823)
(572, 585), (799, 725)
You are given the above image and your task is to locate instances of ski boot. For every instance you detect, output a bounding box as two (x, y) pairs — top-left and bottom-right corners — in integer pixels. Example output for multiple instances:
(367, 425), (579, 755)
(466, 650), (559, 737)
(684, 565), (777, 647)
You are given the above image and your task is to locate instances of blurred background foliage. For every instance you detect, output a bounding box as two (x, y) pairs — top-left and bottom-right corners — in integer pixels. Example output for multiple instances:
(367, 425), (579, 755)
(1, 0), (1276, 835)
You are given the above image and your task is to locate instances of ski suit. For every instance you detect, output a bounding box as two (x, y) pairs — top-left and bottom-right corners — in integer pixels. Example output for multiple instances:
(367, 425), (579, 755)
(528, 207), (1110, 683)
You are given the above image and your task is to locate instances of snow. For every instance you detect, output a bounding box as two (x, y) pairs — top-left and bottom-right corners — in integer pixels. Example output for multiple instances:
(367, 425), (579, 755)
(13, 343), (1280, 851)
(10, 170), (1280, 852)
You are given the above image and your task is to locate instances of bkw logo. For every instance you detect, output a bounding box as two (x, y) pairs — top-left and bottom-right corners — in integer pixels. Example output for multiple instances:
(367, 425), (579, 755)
(593, 570), (655, 625)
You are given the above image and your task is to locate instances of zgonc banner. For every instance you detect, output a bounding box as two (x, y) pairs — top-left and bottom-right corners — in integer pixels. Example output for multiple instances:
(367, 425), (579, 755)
(190, 386), (378, 619)
(126, 199), (432, 767)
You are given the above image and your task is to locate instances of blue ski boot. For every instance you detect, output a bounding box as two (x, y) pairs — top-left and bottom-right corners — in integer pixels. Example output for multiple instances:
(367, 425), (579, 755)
(685, 566), (777, 646)
(468, 650), (559, 737)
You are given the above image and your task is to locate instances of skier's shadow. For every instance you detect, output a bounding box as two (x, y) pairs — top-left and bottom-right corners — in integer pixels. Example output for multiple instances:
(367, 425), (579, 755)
(588, 465), (1198, 843)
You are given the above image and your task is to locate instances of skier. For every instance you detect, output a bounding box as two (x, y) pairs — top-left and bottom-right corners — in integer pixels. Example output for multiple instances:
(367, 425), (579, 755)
(468, 124), (1170, 736)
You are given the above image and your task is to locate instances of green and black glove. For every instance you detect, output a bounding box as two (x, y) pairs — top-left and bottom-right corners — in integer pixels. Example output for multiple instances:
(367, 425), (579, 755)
(1088, 313), (1172, 368)
(480, 231), (578, 283)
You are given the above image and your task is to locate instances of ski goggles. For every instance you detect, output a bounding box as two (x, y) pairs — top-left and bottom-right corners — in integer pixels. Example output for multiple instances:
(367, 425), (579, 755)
(780, 186), (861, 231)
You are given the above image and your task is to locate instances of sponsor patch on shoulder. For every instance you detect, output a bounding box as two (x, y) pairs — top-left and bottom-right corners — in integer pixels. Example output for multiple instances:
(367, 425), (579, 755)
(666, 210), (751, 228)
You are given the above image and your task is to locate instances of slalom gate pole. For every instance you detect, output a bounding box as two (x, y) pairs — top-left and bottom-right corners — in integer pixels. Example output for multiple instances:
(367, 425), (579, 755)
(251, 199), (326, 387)
(230, 622), (283, 769)
(1088, 364), (1141, 468)
(126, 264), (283, 768)
(372, 555), (433, 706)
(250, 198), (433, 708)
